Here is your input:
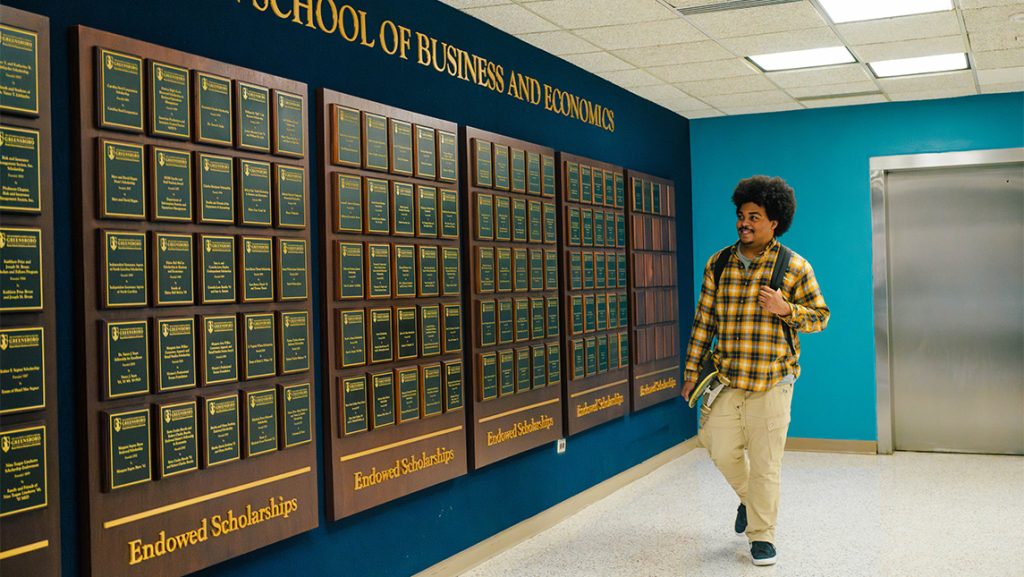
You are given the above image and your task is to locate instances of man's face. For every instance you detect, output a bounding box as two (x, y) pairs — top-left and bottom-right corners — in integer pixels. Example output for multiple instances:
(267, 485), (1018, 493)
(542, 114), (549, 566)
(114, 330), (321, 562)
(736, 202), (777, 247)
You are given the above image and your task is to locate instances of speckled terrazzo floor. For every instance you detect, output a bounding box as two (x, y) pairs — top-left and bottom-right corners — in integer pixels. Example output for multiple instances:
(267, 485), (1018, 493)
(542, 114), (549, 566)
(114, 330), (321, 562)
(461, 450), (1024, 577)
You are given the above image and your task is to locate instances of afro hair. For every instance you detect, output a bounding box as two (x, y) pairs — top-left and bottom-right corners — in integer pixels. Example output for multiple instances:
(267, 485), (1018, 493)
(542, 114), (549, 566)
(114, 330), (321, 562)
(732, 175), (796, 237)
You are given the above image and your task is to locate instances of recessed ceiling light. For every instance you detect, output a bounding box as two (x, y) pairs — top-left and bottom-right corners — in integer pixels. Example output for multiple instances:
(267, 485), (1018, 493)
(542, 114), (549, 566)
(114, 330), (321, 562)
(748, 46), (856, 72)
(869, 53), (968, 78)
(818, 0), (953, 24)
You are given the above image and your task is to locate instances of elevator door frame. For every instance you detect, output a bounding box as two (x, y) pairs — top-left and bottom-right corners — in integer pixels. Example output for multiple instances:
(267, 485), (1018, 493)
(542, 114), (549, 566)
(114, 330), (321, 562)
(871, 147), (1024, 455)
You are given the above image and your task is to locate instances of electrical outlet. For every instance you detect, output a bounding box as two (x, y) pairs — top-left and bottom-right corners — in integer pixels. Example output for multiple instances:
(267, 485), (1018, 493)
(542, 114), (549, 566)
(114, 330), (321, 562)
(556, 438), (566, 454)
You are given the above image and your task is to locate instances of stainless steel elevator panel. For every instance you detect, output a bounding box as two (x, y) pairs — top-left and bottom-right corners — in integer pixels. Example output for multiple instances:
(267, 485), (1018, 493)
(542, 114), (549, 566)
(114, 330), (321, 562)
(886, 162), (1023, 455)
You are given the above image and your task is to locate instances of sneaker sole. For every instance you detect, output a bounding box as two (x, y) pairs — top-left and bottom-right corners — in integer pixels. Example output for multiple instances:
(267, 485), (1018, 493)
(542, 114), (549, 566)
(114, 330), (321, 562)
(735, 530), (745, 537)
(752, 556), (776, 566)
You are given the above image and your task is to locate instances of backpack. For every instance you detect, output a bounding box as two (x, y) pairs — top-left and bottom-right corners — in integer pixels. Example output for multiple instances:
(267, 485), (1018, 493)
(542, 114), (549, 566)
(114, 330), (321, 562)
(712, 243), (794, 354)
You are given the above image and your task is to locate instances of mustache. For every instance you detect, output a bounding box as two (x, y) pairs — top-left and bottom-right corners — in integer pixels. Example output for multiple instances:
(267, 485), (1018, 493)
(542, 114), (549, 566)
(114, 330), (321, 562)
(738, 227), (753, 233)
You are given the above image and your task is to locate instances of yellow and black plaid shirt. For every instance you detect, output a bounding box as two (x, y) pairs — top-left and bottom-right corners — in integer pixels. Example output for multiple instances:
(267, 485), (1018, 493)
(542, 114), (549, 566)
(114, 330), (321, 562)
(684, 238), (830, 392)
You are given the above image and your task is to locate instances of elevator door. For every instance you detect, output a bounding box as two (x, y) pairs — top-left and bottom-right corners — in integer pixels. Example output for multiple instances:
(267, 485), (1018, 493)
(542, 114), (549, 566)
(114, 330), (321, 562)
(887, 162), (1024, 455)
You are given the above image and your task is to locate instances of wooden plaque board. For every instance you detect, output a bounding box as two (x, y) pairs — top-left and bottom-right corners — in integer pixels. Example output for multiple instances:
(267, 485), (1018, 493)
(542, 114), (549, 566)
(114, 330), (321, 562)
(556, 153), (628, 435)
(462, 127), (562, 469)
(318, 89), (467, 520)
(625, 169), (681, 410)
(72, 27), (317, 577)
(0, 7), (59, 576)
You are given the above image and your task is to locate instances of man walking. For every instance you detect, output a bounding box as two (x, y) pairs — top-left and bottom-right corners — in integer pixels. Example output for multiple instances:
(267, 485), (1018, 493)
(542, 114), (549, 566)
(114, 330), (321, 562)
(682, 175), (829, 566)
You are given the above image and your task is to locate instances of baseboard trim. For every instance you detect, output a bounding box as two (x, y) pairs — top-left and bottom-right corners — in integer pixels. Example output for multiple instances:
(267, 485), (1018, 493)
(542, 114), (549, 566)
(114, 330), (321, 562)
(785, 437), (877, 454)
(414, 436), (701, 577)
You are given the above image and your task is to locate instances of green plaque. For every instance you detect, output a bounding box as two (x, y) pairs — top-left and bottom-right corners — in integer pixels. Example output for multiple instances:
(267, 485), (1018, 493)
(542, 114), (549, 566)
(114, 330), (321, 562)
(157, 401), (198, 478)
(418, 245), (439, 297)
(474, 139), (492, 188)
(334, 173), (363, 233)
(619, 291), (628, 329)
(595, 211), (606, 248)
(341, 376), (368, 436)
(496, 247), (512, 293)
(0, 25), (39, 116)
(389, 119), (413, 176)
(197, 153), (234, 224)
(568, 207), (581, 246)
(582, 252), (594, 292)
(0, 125), (40, 213)
(362, 112), (389, 171)
(203, 394), (240, 467)
(394, 244), (416, 298)
(98, 48), (143, 132)
(546, 297), (559, 337)
(421, 364), (443, 417)
(547, 343), (561, 386)
(571, 339), (584, 380)
(371, 372), (395, 428)
(543, 202), (556, 244)
(618, 255), (628, 289)
(438, 130), (458, 182)
(415, 125), (436, 180)
(595, 252), (606, 290)
(497, 299), (513, 345)
(273, 90), (304, 158)
(369, 308), (393, 364)
(238, 159), (272, 227)
(396, 306), (418, 360)
(279, 311), (309, 374)
(277, 238), (308, 300)
(529, 249), (543, 292)
(420, 304), (441, 357)
(604, 171), (616, 208)
(477, 247), (494, 293)
(397, 367), (420, 423)
(642, 180), (652, 213)
(336, 242), (363, 300)
(200, 235), (235, 304)
(515, 348), (530, 393)
(617, 214), (626, 248)
(236, 81), (270, 152)
(530, 298), (545, 340)
(478, 300), (496, 347)
(149, 61), (190, 139)
(571, 295), (584, 335)
(596, 294), (607, 330)
(99, 139), (145, 219)
(608, 256), (618, 289)
(475, 193), (493, 241)
(241, 236), (273, 302)
(151, 147), (191, 221)
(242, 313), (276, 380)
(598, 335), (609, 373)
(440, 189), (459, 239)
(585, 337), (597, 376)
(581, 165), (593, 204)
(0, 326), (44, 414)
(195, 71), (232, 146)
(332, 105), (361, 167)
(569, 252), (582, 291)
(367, 243), (392, 299)
(417, 186), (438, 237)
(542, 155), (555, 197)
(615, 174), (625, 208)
(653, 182), (662, 214)
(593, 168), (605, 206)
(567, 162), (580, 203)
(528, 200), (542, 243)
(514, 298), (530, 342)
(338, 309), (366, 368)
(608, 294), (619, 329)
(545, 250), (558, 290)
(632, 178), (642, 211)
(0, 425), (46, 516)
(513, 248), (528, 292)
(102, 229), (146, 308)
(244, 388), (278, 456)
(582, 209), (594, 247)
(494, 195), (511, 242)
(442, 246), (460, 296)
(479, 352), (497, 401)
(512, 198), (527, 243)
(493, 144), (510, 191)
(527, 152), (541, 196)
(510, 148), (526, 193)
(201, 315), (237, 385)
(498, 349), (515, 397)
(106, 408), (151, 490)
(105, 320), (149, 398)
(392, 181), (415, 236)
(444, 303), (462, 354)
(365, 177), (390, 234)
(279, 382), (312, 447)
(154, 233), (193, 305)
(444, 361), (464, 411)
(531, 345), (546, 388)
(156, 317), (195, 392)
(585, 294), (596, 333)
(274, 164), (306, 228)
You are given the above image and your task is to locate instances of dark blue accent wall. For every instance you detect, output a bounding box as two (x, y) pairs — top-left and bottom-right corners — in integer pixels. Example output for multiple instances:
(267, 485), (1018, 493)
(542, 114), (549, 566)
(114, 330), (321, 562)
(3, 1), (695, 575)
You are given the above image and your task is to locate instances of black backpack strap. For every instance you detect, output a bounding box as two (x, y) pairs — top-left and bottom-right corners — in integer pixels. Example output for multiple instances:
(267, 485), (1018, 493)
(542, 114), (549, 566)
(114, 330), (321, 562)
(771, 244), (795, 354)
(712, 248), (731, 290)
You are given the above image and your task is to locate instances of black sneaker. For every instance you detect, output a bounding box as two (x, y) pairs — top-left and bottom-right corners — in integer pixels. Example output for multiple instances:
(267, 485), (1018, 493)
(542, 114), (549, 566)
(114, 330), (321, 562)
(751, 541), (777, 566)
(734, 503), (747, 536)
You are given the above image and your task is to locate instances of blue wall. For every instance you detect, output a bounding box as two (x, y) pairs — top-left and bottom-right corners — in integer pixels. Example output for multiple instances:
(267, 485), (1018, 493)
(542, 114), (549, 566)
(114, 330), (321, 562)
(4, 0), (695, 575)
(690, 92), (1024, 442)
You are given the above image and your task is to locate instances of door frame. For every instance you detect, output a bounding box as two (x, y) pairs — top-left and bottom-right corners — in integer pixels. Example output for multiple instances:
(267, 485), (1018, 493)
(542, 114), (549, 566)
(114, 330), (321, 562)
(870, 147), (1024, 454)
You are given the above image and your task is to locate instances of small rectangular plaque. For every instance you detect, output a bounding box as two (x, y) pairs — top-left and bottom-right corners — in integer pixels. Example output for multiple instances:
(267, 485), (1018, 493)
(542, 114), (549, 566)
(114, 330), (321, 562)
(566, 162), (580, 203)
(365, 177), (390, 234)
(392, 181), (415, 236)
(203, 394), (240, 467)
(494, 195), (511, 242)
(156, 401), (198, 478)
(542, 155), (555, 198)
(513, 248), (528, 292)
(528, 200), (542, 244)
(201, 315), (237, 386)
(442, 246), (460, 296)
(526, 152), (541, 196)
(99, 139), (146, 219)
(515, 348), (530, 393)
(371, 372), (395, 428)
(194, 71), (232, 146)
(396, 306), (418, 360)
(369, 308), (394, 364)
(101, 229), (145, 309)
(415, 125), (436, 180)
(478, 352), (497, 401)
(235, 81), (270, 152)
(278, 310), (310, 375)
(420, 304), (441, 357)
(151, 147), (191, 221)
(279, 382), (312, 447)
(338, 309), (366, 368)
(341, 376), (368, 436)
(155, 317), (196, 392)
(242, 313), (276, 380)
(418, 245), (439, 297)
(512, 198), (527, 243)
(475, 193), (493, 241)
(274, 164), (306, 228)
(362, 112), (389, 172)
(388, 118), (413, 176)
(396, 367), (420, 423)
(510, 148), (526, 193)
(497, 299), (513, 345)
(273, 89), (305, 158)
(240, 235), (274, 302)
(152, 232), (193, 306)
(546, 296), (559, 338)
(444, 361), (464, 412)
(477, 246), (494, 294)
(105, 408), (151, 490)
(0, 326), (45, 414)
(531, 345), (546, 388)
(493, 144), (510, 191)
(197, 152), (234, 224)
(238, 159), (272, 227)
(474, 139), (492, 188)
(420, 364), (443, 418)
(530, 297), (545, 340)
(336, 241), (363, 300)
(0, 425), (47, 515)
(417, 185), (437, 237)
(547, 343), (561, 386)
(366, 243), (392, 299)
(394, 244), (416, 298)
(98, 47), (143, 132)
(444, 303), (462, 354)
(498, 349), (515, 397)
(0, 125), (41, 213)
(0, 24), (39, 116)
(277, 238), (308, 301)
(545, 250), (558, 291)
(514, 298), (530, 342)
(440, 189), (459, 239)
(529, 249), (544, 292)
(438, 130), (458, 182)
(496, 247), (512, 293)
(200, 234), (235, 304)
(478, 299), (496, 348)
(332, 105), (361, 167)
(104, 320), (149, 399)
(244, 388), (278, 457)
(581, 165), (592, 204)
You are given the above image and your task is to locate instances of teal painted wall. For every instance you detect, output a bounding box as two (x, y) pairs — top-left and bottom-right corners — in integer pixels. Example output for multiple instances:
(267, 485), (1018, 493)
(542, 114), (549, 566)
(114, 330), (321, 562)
(689, 92), (1024, 441)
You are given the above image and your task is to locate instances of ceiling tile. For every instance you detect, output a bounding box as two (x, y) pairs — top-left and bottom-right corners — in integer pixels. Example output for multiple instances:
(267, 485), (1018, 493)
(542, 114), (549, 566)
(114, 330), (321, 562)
(786, 80), (881, 98)
(887, 86), (977, 101)
(960, 0), (1023, 7)
(560, 51), (634, 72)
(979, 80), (1024, 93)
(629, 84), (708, 109)
(766, 64), (873, 88)
(963, 5), (1024, 31)
(598, 68), (664, 87)
(876, 70), (976, 93)
(800, 94), (889, 108)
(718, 28), (843, 56)
(613, 41), (735, 67)
(523, 0), (673, 28)
(837, 12), (962, 45)
(517, 30), (599, 54)
(464, 4), (559, 34)
(977, 66), (1024, 84)
(441, 0), (513, 8)
(717, 102), (804, 115)
(676, 75), (779, 97)
(968, 29), (1024, 51)
(973, 49), (1024, 69)
(665, 0), (738, 8)
(683, 109), (726, 119)
(648, 59), (759, 83)
(682, 2), (829, 39)
(702, 89), (797, 108)
(851, 36), (967, 62)
(572, 19), (708, 51)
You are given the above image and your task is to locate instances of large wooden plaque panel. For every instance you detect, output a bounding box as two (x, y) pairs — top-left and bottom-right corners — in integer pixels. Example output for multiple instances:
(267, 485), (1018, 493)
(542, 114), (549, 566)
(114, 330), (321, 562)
(556, 153), (628, 435)
(462, 127), (562, 469)
(625, 170), (681, 410)
(318, 89), (467, 520)
(0, 7), (59, 576)
(73, 26), (317, 576)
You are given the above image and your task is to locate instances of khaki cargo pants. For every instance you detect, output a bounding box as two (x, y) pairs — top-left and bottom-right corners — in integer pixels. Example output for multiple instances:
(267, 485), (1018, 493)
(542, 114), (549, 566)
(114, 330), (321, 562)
(698, 382), (793, 543)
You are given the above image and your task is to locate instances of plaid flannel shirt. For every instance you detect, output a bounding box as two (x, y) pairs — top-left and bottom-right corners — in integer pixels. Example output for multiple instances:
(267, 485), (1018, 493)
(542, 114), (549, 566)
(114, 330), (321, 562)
(684, 238), (829, 392)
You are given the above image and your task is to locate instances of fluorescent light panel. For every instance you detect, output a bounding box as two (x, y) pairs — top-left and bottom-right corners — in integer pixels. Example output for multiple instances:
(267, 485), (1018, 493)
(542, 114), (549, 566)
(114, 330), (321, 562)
(817, 0), (953, 24)
(749, 46), (855, 72)
(869, 53), (968, 78)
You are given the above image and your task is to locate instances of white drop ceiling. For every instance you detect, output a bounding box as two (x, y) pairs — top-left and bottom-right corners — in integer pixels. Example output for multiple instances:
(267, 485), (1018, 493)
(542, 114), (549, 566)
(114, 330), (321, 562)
(441, 0), (1024, 118)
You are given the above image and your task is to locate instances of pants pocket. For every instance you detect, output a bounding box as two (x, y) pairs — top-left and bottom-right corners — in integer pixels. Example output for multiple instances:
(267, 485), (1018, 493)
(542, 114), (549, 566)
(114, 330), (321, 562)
(765, 416), (791, 462)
